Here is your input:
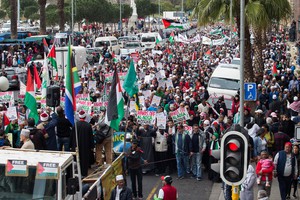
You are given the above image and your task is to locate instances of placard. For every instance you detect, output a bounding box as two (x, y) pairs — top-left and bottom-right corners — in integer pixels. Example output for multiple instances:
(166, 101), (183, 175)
(89, 81), (97, 90)
(40, 99), (46, 109)
(6, 106), (18, 121)
(78, 100), (92, 113)
(169, 108), (190, 124)
(6, 160), (28, 177)
(166, 78), (174, 89)
(142, 90), (151, 98)
(93, 102), (108, 113)
(76, 94), (90, 101)
(36, 162), (59, 179)
(156, 112), (166, 130)
(184, 125), (193, 136)
(129, 100), (137, 113)
(0, 91), (14, 106)
(137, 111), (156, 125)
(151, 95), (161, 107)
(138, 96), (145, 108)
(60, 97), (65, 108)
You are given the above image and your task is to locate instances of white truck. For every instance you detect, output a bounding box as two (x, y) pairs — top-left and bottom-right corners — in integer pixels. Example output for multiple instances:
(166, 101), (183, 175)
(120, 41), (142, 59)
(0, 149), (82, 200)
(54, 46), (87, 78)
(163, 11), (185, 21)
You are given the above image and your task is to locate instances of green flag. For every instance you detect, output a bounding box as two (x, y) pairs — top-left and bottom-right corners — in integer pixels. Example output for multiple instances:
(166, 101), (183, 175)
(123, 60), (138, 97)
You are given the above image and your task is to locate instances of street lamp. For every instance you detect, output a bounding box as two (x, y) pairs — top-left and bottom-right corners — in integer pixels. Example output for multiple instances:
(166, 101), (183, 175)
(120, 0), (122, 34)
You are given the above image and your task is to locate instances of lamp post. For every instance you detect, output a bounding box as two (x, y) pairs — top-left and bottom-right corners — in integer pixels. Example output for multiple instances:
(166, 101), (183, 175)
(120, 0), (122, 34)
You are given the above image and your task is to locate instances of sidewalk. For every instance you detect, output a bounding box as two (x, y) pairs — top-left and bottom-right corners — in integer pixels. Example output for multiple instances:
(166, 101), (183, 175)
(209, 177), (299, 200)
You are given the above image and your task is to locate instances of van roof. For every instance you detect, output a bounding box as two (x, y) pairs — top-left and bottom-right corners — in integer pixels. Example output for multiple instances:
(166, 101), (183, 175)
(0, 149), (74, 168)
(141, 32), (159, 37)
(95, 36), (117, 41)
(212, 64), (240, 80)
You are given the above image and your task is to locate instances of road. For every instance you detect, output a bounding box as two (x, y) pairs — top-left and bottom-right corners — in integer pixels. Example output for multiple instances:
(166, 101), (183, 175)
(126, 170), (214, 200)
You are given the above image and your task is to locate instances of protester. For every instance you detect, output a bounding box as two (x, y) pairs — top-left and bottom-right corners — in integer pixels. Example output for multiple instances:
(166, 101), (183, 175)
(154, 175), (177, 200)
(110, 175), (132, 200)
(20, 129), (35, 150)
(240, 165), (256, 200)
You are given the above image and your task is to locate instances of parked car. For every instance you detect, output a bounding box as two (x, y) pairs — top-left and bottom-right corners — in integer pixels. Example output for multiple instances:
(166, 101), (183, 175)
(120, 42), (142, 59)
(0, 68), (19, 89)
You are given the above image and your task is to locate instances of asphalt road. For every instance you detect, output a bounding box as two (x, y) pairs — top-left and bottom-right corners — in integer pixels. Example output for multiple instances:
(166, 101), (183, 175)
(125, 170), (214, 200)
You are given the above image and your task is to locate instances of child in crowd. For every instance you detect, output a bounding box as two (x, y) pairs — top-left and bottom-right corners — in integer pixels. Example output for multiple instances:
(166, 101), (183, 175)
(257, 151), (274, 187)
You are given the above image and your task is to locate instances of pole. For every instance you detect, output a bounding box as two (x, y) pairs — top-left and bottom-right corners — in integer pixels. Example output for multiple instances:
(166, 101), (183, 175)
(17, 0), (20, 26)
(231, 185), (239, 200)
(123, 99), (130, 153)
(71, 0), (74, 45)
(229, 0), (233, 43)
(120, 0), (122, 36)
(74, 118), (83, 199)
(181, 0), (184, 12)
(239, 0), (245, 127)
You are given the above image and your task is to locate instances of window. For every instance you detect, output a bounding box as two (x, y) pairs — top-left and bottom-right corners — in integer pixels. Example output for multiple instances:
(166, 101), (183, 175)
(209, 77), (240, 90)
(141, 37), (155, 42)
(0, 165), (57, 200)
(111, 40), (118, 46)
(95, 41), (110, 47)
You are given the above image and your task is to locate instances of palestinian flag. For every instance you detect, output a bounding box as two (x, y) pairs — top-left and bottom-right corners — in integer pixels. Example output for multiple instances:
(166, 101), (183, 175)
(162, 19), (184, 29)
(105, 68), (124, 131)
(169, 31), (174, 44)
(47, 45), (58, 80)
(156, 33), (162, 44)
(112, 52), (118, 63)
(43, 38), (49, 53)
(24, 64), (41, 124)
(192, 51), (197, 61)
(2, 113), (11, 134)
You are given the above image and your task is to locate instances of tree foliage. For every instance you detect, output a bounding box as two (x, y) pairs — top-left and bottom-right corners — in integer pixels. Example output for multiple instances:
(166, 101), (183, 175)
(136, 0), (157, 18)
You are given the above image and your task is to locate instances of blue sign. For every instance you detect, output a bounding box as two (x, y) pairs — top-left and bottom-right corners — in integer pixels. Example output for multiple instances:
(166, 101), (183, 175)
(244, 83), (257, 101)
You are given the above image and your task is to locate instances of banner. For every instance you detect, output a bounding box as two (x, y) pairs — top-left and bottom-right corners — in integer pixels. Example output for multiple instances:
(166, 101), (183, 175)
(40, 99), (46, 109)
(212, 38), (227, 46)
(60, 97), (65, 108)
(169, 108), (190, 124)
(0, 91), (14, 106)
(105, 72), (127, 82)
(93, 102), (108, 113)
(89, 81), (97, 90)
(202, 36), (212, 45)
(184, 125), (193, 136)
(137, 111), (156, 125)
(156, 112), (167, 129)
(113, 132), (126, 153)
(76, 94), (90, 101)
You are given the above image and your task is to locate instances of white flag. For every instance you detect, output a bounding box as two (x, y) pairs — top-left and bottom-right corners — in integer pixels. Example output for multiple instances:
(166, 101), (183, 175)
(41, 52), (50, 99)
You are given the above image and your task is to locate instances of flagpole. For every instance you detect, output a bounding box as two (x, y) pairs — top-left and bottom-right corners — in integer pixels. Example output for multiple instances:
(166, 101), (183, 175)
(123, 97), (130, 153)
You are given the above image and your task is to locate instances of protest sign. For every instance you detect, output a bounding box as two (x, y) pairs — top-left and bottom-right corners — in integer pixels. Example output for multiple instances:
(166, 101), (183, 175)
(60, 97), (65, 108)
(40, 99), (46, 109)
(89, 81), (97, 90)
(166, 78), (174, 89)
(76, 94), (90, 101)
(93, 102), (108, 113)
(137, 111), (156, 125)
(0, 91), (14, 106)
(138, 96), (145, 108)
(158, 80), (166, 89)
(184, 125), (193, 136)
(169, 108), (190, 124)
(142, 90), (151, 98)
(6, 106), (17, 121)
(156, 112), (166, 129)
(105, 72), (127, 82)
(77, 100), (92, 113)
(20, 81), (26, 95)
(151, 95), (161, 107)
(129, 101), (137, 113)
(156, 62), (163, 69)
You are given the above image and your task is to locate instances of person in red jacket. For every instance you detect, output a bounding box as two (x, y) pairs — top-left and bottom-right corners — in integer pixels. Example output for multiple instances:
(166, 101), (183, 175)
(154, 176), (177, 200)
(256, 151), (275, 197)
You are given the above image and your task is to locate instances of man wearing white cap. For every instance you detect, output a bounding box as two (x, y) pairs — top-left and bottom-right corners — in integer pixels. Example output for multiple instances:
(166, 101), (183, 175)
(20, 129), (35, 150)
(110, 175), (132, 200)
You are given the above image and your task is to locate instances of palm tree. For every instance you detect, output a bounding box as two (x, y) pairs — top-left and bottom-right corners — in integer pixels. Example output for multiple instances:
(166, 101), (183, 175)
(57, 0), (65, 31)
(10, 0), (18, 39)
(192, 0), (290, 82)
(38, 0), (47, 35)
(247, 0), (291, 80)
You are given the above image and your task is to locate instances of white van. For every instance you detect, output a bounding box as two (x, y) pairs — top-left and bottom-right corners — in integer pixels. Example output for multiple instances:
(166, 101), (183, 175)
(140, 32), (160, 49)
(94, 36), (120, 54)
(54, 46), (87, 77)
(207, 64), (240, 97)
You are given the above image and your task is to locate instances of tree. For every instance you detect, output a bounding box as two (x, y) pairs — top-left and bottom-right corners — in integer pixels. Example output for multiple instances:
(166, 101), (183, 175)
(10, 0), (18, 39)
(46, 5), (59, 27)
(38, 0), (47, 34)
(136, 0), (157, 18)
(24, 6), (39, 19)
(160, 1), (177, 12)
(57, 0), (65, 31)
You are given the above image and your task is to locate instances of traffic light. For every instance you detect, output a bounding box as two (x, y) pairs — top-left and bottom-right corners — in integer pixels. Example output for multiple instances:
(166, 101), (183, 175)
(220, 131), (248, 185)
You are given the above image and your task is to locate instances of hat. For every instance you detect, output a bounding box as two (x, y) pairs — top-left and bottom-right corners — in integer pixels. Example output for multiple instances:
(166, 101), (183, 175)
(272, 94), (277, 100)
(212, 120), (219, 125)
(161, 175), (173, 184)
(21, 129), (30, 138)
(294, 96), (298, 101)
(270, 112), (277, 118)
(131, 139), (138, 144)
(204, 120), (210, 125)
(255, 109), (263, 114)
(40, 112), (49, 122)
(126, 133), (132, 140)
(116, 175), (124, 181)
(285, 142), (292, 147)
(78, 110), (86, 118)
(100, 107), (106, 112)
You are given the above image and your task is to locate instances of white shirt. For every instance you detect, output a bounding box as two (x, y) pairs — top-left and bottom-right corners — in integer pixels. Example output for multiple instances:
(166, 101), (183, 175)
(115, 186), (122, 200)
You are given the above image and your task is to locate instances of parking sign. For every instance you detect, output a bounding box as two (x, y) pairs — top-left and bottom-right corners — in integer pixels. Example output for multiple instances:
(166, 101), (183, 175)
(244, 83), (257, 101)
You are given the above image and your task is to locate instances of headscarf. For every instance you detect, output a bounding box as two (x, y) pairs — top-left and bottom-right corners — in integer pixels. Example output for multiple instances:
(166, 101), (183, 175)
(241, 165), (255, 190)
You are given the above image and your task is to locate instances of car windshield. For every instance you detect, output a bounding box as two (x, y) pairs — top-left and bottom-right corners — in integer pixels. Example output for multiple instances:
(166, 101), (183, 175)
(231, 60), (240, 65)
(125, 43), (140, 48)
(95, 41), (110, 47)
(141, 37), (155, 42)
(5, 70), (15, 75)
(2, 24), (10, 28)
(0, 165), (57, 200)
(209, 77), (240, 90)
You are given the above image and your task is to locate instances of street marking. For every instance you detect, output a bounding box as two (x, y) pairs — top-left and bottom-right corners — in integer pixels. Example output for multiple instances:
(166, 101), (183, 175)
(146, 179), (161, 200)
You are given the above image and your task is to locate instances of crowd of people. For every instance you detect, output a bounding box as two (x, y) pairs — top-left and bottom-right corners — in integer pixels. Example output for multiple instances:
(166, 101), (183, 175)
(0, 21), (300, 200)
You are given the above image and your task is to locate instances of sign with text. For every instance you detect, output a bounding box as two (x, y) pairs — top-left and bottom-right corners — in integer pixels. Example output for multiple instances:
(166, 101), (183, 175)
(137, 111), (156, 125)
(169, 108), (190, 124)
(77, 100), (92, 113)
(36, 162), (59, 179)
(6, 160), (28, 177)
(151, 95), (161, 107)
(0, 91), (14, 106)
(6, 106), (18, 121)
(156, 112), (167, 130)
(93, 102), (108, 113)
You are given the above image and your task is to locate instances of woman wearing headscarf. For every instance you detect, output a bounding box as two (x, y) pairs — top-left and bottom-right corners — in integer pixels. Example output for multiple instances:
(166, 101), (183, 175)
(240, 165), (256, 200)
(208, 132), (220, 182)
